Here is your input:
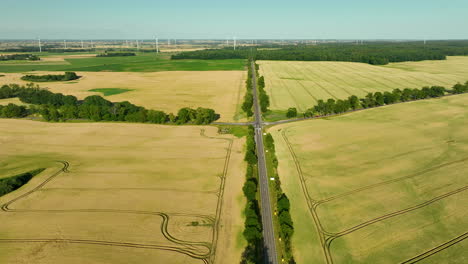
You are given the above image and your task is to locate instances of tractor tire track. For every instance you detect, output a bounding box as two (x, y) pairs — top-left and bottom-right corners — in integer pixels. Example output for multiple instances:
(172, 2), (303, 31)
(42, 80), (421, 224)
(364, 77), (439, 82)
(0, 160), (222, 262)
(400, 232), (468, 263)
(281, 129), (467, 264)
(315, 156), (468, 207)
(0, 238), (209, 263)
(199, 128), (234, 264)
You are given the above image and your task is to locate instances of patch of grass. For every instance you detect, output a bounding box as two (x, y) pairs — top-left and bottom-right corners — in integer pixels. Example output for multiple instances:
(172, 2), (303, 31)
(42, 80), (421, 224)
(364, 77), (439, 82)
(263, 110), (290, 122)
(89, 88), (133, 96)
(216, 125), (248, 138)
(0, 74), (5, 77)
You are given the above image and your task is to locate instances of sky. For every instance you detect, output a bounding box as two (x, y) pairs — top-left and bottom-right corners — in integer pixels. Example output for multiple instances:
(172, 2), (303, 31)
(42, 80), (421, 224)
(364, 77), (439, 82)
(1, 0), (467, 40)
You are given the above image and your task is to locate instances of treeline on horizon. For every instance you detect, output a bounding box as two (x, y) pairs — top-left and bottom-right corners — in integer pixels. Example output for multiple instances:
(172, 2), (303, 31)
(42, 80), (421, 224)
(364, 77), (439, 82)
(172, 41), (468, 65)
(21, 72), (80, 82)
(0, 53), (40, 61)
(285, 81), (468, 118)
(96, 52), (136, 57)
(0, 84), (219, 125)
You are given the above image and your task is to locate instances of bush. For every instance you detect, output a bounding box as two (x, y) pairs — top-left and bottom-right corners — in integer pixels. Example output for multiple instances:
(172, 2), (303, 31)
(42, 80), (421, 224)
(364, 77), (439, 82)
(286, 108), (297, 118)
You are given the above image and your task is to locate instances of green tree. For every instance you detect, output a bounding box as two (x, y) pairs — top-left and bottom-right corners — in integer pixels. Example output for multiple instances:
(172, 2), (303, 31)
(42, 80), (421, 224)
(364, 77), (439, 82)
(286, 108), (297, 118)
(243, 180), (257, 201)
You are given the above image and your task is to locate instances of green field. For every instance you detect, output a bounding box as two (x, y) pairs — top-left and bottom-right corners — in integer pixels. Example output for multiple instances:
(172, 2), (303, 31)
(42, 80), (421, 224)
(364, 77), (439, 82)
(258, 56), (468, 112)
(0, 53), (245, 72)
(269, 94), (468, 264)
(88, 88), (133, 96)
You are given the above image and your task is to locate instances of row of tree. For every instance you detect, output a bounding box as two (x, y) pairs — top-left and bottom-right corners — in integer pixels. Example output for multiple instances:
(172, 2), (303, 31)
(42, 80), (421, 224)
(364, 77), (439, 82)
(0, 103), (29, 118)
(21, 72), (80, 82)
(264, 134), (296, 263)
(241, 60), (254, 117)
(0, 53), (40, 61)
(170, 41), (468, 65)
(0, 169), (45, 197)
(240, 126), (264, 264)
(0, 84), (220, 125)
(299, 82), (468, 118)
(96, 52), (136, 57)
(172, 48), (250, 60)
(257, 74), (270, 113)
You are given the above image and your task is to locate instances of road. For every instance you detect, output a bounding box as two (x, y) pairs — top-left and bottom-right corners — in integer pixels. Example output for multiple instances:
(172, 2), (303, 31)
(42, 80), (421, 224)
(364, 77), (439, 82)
(251, 61), (279, 264)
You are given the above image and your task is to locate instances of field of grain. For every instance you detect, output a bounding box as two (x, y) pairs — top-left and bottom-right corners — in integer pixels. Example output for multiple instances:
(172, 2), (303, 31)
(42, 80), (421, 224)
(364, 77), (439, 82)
(269, 94), (468, 264)
(0, 53), (245, 73)
(0, 120), (246, 264)
(0, 70), (247, 122)
(258, 56), (468, 111)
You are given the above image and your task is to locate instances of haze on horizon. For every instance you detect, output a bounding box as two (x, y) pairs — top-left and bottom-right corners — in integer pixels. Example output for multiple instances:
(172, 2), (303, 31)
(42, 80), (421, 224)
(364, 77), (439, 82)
(1, 0), (467, 40)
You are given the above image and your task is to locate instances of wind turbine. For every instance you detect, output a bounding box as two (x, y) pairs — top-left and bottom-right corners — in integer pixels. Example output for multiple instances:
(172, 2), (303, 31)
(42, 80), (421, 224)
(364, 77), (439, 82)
(154, 36), (159, 53)
(38, 38), (42, 52)
(64, 40), (67, 49)
(233, 36), (236, 50)
(81, 40), (84, 49)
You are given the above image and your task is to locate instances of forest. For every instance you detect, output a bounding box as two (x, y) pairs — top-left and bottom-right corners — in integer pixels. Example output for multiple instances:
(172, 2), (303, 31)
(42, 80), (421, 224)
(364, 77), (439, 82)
(21, 72), (80, 82)
(172, 41), (468, 65)
(0, 84), (219, 125)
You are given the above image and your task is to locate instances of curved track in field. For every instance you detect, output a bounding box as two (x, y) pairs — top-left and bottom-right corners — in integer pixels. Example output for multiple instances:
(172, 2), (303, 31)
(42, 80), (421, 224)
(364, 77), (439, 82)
(1, 130), (234, 264)
(280, 129), (467, 264)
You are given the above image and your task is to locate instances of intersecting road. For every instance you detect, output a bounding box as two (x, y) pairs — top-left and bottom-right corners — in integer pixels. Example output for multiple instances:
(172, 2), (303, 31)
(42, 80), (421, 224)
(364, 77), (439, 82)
(250, 61), (278, 264)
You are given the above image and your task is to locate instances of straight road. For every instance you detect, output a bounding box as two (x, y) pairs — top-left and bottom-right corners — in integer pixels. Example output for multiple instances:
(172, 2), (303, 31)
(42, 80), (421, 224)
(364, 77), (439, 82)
(251, 61), (279, 264)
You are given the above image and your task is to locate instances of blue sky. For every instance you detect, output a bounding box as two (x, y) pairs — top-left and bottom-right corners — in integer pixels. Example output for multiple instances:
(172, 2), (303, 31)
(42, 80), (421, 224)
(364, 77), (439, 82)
(1, 0), (467, 39)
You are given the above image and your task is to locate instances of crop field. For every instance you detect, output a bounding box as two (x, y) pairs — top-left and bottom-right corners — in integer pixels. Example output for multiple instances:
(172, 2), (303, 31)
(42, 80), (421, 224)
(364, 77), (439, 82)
(258, 56), (468, 111)
(269, 94), (468, 264)
(0, 120), (246, 264)
(0, 53), (245, 73)
(0, 70), (247, 122)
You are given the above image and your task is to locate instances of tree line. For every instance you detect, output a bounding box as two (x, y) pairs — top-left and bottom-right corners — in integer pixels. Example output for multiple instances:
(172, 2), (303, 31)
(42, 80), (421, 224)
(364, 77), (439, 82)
(172, 48), (250, 60)
(170, 41), (468, 65)
(0, 84), (219, 125)
(289, 82), (468, 118)
(0, 168), (45, 197)
(21, 72), (80, 82)
(96, 52), (136, 57)
(240, 126), (264, 264)
(256, 72), (270, 113)
(241, 60), (254, 117)
(0, 53), (40, 61)
(264, 134), (296, 263)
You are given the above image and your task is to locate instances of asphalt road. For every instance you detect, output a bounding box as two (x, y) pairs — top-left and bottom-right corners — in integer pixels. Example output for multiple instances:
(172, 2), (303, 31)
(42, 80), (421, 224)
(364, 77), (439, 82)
(251, 61), (279, 264)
